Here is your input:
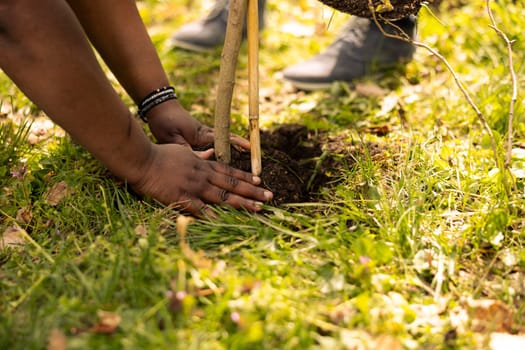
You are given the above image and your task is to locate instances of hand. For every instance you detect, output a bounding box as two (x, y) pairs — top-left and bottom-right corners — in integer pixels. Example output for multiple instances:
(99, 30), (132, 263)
(147, 100), (250, 150)
(130, 143), (273, 216)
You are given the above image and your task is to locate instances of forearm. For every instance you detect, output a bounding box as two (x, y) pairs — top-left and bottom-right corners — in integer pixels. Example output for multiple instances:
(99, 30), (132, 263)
(0, 0), (152, 183)
(65, 0), (173, 104)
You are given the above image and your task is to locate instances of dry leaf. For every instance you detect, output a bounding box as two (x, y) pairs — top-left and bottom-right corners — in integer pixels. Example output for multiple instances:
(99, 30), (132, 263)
(0, 226), (27, 249)
(134, 224), (148, 237)
(90, 310), (121, 334)
(340, 329), (373, 350)
(374, 334), (402, 350)
(44, 181), (69, 206)
(16, 206), (33, 224)
(490, 332), (525, 350)
(47, 328), (67, 350)
(467, 299), (513, 333)
(359, 124), (391, 136)
(355, 82), (388, 97)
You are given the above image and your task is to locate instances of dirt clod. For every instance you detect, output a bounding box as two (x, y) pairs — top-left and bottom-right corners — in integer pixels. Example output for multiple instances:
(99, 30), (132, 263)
(231, 124), (353, 205)
(318, 0), (423, 20)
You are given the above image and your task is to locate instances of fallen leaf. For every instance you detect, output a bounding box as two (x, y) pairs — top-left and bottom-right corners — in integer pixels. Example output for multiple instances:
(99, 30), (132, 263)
(44, 181), (69, 206)
(467, 299), (513, 333)
(490, 332), (525, 350)
(16, 206), (33, 224)
(378, 94), (399, 117)
(0, 226), (27, 249)
(90, 310), (121, 334)
(359, 124), (391, 136)
(340, 329), (373, 350)
(355, 82), (388, 97)
(499, 248), (520, 267)
(374, 334), (402, 350)
(134, 224), (148, 237)
(47, 328), (67, 350)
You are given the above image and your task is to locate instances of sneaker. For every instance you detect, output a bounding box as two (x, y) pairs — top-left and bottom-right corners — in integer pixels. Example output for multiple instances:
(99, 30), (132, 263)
(169, 0), (266, 52)
(282, 16), (417, 91)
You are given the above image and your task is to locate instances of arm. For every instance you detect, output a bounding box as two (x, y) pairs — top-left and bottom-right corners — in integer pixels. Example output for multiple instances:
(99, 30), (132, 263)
(65, 0), (249, 148)
(0, 0), (271, 215)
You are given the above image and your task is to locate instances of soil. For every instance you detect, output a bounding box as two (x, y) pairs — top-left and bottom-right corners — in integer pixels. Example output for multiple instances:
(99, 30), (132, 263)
(318, 0), (423, 20)
(229, 124), (386, 205)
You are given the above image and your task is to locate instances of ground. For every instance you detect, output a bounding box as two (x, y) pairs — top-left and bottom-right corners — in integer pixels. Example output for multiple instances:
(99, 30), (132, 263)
(1, 0), (525, 349)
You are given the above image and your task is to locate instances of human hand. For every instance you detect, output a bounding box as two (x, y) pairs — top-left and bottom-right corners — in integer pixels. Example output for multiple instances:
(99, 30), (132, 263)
(147, 100), (250, 150)
(130, 143), (273, 216)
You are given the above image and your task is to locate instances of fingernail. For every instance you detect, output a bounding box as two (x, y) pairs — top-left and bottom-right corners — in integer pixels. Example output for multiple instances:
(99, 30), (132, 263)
(254, 201), (264, 210)
(252, 176), (261, 184)
(264, 191), (273, 200)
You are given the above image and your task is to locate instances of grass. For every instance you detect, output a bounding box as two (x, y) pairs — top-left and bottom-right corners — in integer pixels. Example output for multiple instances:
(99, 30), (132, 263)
(1, 0), (525, 349)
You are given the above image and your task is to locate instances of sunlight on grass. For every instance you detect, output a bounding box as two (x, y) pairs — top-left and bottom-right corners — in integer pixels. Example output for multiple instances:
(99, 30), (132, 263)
(1, 0), (525, 349)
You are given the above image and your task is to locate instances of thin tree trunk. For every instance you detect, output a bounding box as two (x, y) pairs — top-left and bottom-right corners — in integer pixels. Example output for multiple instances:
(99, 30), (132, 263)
(214, 0), (248, 164)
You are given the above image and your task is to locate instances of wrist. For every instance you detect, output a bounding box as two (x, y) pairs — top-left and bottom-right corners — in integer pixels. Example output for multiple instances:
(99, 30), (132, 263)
(143, 98), (184, 123)
(98, 117), (154, 185)
(137, 85), (178, 122)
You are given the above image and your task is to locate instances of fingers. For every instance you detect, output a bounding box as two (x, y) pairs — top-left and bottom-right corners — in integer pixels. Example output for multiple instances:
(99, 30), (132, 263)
(229, 134), (251, 150)
(208, 161), (273, 202)
(194, 148), (215, 160)
(133, 144), (272, 216)
(204, 187), (267, 212)
(195, 125), (214, 146)
(196, 127), (250, 151)
(177, 197), (216, 218)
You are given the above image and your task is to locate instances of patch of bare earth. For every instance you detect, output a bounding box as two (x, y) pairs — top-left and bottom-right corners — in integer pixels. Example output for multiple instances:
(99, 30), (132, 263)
(230, 124), (392, 205)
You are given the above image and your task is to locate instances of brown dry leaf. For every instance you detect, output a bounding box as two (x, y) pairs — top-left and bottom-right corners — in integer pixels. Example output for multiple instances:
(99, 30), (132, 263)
(134, 224), (148, 237)
(355, 82), (388, 97)
(47, 328), (67, 350)
(490, 332), (525, 350)
(16, 206), (33, 224)
(90, 310), (121, 334)
(374, 334), (402, 350)
(44, 181), (69, 206)
(359, 124), (391, 136)
(0, 226), (27, 249)
(467, 299), (513, 333)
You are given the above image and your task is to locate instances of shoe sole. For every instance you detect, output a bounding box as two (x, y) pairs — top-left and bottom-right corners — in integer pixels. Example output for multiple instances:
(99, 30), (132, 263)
(282, 77), (336, 91)
(169, 39), (217, 53)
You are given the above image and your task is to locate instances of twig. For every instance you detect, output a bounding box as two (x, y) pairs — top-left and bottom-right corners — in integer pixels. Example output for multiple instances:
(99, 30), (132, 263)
(214, 0), (248, 164)
(248, 0), (262, 175)
(486, 0), (518, 169)
(367, 1), (501, 170)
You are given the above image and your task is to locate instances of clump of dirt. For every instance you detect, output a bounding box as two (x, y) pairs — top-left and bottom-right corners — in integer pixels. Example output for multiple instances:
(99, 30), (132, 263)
(230, 124), (323, 205)
(318, 0), (423, 20)
(230, 124), (381, 205)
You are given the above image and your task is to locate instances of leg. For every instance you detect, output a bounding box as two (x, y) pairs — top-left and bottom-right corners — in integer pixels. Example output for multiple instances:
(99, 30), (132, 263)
(169, 0), (266, 52)
(282, 16), (417, 91)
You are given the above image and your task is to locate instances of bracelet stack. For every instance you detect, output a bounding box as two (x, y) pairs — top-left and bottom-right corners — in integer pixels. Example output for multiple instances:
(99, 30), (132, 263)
(137, 86), (177, 122)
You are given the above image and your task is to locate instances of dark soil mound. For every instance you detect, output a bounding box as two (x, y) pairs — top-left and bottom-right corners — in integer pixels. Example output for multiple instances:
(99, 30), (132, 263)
(318, 0), (422, 20)
(231, 124), (358, 205)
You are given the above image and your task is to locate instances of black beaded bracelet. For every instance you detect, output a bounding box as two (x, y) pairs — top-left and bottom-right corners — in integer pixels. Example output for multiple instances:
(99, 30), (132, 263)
(138, 86), (178, 122)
